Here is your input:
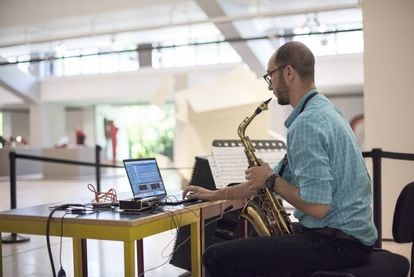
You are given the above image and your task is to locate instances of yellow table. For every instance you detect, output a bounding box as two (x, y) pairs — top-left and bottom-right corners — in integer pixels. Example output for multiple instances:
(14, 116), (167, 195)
(0, 203), (201, 277)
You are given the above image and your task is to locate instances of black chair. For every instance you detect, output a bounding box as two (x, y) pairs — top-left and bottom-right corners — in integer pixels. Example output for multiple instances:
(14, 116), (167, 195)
(312, 181), (414, 277)
(393, 181), (414, 277)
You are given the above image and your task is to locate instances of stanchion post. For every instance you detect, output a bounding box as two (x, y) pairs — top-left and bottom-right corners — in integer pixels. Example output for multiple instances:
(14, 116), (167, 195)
(9, 151), (17, 209)
(2, 152), (30, 243)
(95, 145), (101, 192)
(371, 148), (382, 248)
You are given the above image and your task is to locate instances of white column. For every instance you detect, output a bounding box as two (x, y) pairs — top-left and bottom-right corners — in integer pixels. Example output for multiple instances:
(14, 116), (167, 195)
(363, 0), (414, 238)
(30, 103), (65, 147)
(82, 107), (95, 146)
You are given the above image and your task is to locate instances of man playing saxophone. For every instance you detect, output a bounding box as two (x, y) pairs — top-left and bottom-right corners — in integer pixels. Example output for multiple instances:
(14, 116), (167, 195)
(183, 41), (377, 276)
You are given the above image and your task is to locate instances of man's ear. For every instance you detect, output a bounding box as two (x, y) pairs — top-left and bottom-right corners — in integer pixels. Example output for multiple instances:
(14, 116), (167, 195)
(285, 65), (295, 82)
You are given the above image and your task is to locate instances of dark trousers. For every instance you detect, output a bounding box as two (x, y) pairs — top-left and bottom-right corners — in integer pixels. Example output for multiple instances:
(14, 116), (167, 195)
(203, 227), (372, 277)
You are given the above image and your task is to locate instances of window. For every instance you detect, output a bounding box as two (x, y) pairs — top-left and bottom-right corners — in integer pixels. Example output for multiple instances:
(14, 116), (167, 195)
(119, 51), (139, 72)
(1, 25), (363, 77)
(294, 29), (363, 56)
(0, 112), (3, 136)
(154, 40), (241, 68)
(63, 49), (82, 76)
(100, 52), (120, 73)
(80, 48), (100, 75)
(95, 104), (175, 162)
(17, 55), (30, 74)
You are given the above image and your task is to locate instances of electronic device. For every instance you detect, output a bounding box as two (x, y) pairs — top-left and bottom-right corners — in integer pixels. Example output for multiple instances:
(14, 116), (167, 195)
(170, 156), (241, 271)
(119, 197), (157, 211)
(188, 156), (216, 190)
(121, 158), (199, 209)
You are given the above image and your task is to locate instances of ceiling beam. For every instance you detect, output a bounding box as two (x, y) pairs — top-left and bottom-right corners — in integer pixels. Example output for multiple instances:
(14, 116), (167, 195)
(194, 0), (265, 75)
(0, 65), (40, 104)
(0, 3), (359, 49)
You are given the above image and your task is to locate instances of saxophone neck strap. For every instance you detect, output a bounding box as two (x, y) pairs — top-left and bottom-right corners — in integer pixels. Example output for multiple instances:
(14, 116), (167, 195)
(300, 91), (319, 113)
(278, 155), (288, 176)
(279, 91), (318, 177)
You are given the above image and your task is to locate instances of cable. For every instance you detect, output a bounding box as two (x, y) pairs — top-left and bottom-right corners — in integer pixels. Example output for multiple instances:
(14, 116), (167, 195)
(46, 203), (84, 277)
(171, 204), (234, 251)
(134, 204), (199, 276)
(137, 203), (235, 276)
(59, 213), (65, 268)
(87, 183), (117, 205)
(57, 212), (71, 277)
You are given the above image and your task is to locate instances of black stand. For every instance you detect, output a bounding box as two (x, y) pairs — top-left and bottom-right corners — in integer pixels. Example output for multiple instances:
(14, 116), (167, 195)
(4, 152), (30, 244)
(2, 233), (30, 243)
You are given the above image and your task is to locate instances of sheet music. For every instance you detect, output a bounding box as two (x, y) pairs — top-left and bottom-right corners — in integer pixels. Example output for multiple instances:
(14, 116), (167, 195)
(207, 156), (223, 188)
(209, 145), (285, 188)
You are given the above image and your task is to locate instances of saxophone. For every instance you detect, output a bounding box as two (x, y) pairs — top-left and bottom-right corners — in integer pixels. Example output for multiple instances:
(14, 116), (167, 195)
(238, 98), (294, 236)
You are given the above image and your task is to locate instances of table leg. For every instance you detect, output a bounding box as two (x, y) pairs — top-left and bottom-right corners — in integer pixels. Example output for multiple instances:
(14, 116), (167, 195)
(136, 240), (144, 276)
(200, 219), (206, 277)
(81, 239), (88, 277)
(190, 220), (201, 277)
(73, 238), (83, 277)
(0, 232), (3, 277)
(124, 241), (135, 277)
(240, 219), (247, 238)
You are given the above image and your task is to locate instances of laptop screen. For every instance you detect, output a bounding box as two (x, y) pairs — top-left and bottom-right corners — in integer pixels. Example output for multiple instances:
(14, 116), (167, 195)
(123, 158), (167, 200)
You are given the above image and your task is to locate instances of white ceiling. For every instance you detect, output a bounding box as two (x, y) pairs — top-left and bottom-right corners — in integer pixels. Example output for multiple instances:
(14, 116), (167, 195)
(0, 86), (23, 106)
(0, 0), (361, 57)
(0, 0), (362, 108)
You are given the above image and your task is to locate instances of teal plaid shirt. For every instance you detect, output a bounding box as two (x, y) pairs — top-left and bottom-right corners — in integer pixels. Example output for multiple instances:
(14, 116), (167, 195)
(276, 89), (377, 246)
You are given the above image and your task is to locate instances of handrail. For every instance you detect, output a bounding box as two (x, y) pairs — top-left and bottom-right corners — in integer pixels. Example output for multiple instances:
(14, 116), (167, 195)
(362, 148), (414, 248)
(5, 146), (414, 248)
(3, 145), (190, 244)
(7, 145), (192, 209)
(8, 145), (103, 210)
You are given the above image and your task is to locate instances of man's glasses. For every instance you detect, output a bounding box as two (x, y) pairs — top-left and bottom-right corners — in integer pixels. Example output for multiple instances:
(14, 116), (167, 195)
(262, 65), (287, 86)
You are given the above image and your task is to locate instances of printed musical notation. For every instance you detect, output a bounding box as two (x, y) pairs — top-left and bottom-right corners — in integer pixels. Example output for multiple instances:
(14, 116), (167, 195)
(208, 140), (286, 188)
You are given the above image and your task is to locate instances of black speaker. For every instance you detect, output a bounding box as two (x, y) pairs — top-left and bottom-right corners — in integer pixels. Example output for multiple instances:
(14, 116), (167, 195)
(188, 156), (216, 190)
(169, 211), (241, 272)
(170, 156), (241, 272)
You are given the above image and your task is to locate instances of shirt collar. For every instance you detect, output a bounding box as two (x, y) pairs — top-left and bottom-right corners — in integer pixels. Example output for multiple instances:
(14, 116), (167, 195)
(285, 88), (318, 128)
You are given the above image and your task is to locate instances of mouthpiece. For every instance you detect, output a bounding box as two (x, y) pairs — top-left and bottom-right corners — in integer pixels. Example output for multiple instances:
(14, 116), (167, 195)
(255, 98), (272, 114)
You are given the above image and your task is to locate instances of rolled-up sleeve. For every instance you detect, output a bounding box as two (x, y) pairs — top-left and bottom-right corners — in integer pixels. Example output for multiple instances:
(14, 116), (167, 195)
(288, 117), (333, 204)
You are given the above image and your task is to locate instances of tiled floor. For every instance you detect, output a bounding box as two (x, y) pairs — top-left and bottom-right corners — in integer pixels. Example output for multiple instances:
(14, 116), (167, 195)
(0, 169), (190, 277)
(0, 170), (412, 276)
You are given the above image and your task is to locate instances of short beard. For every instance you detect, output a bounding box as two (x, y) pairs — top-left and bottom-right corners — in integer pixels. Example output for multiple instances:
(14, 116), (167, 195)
(276, 75), (290, 105)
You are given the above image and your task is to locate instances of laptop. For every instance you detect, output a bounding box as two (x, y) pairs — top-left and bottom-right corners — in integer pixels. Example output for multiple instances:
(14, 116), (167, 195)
(123, 158), (199, 205)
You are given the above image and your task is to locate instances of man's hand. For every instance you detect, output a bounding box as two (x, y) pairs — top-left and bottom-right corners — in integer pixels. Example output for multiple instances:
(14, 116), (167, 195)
(245, 159), (274, 191)
(182, 185), (218, 201)
(245, 160), (331, 220)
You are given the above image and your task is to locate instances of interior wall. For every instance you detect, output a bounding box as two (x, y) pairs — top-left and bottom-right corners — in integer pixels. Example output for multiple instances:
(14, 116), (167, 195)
(13, 112), (30, 141)
(363, 0), (414, 238)
(3, 53), (365, 154)
(66, 109), (83, 145)
(29, 103), (65, 147)
(1, 110), (30, 142)
(3, 111), (30, 143)
(66, 107), (95, 147)
(316, 53), (363, 94)
(174, 103), (271, 182)
(41, 70), (175, 104)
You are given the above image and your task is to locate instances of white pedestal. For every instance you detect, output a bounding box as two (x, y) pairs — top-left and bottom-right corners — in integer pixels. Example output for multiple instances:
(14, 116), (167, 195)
(42, 147), (95, 178)
(0, 147), (43, 176)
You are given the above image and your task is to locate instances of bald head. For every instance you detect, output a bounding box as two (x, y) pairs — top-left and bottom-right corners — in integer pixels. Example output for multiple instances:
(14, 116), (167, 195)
(274, 41), (315, 83)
